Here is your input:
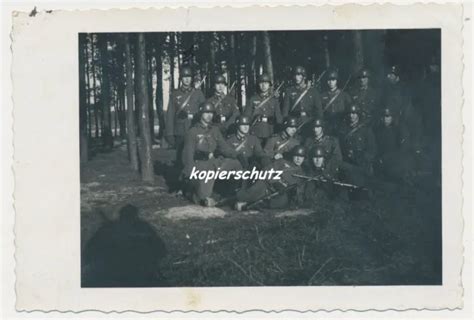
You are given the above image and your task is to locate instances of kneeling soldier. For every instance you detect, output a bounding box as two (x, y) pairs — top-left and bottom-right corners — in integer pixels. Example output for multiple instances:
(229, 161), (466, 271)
(301, 147), (343, 204)
(262, 117), (300, 166)
(182, 102), (242, 207)
(303, 118), (342, 165)
(235, 146), (306, 211)
(226, 115), (265, 169)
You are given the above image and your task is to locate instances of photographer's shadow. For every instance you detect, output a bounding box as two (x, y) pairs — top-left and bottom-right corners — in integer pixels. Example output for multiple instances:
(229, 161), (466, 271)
(82, 204), (167, 287)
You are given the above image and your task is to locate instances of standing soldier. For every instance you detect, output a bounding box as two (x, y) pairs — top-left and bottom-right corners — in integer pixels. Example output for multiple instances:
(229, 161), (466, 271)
(207, 74), (239, 136)
(338, 105), (376, 186)
(350, 68), (378, 125)
(282, 66), (323, 138)
(226, 115), (265, 169)
(373, 107), (416, 183)
(165, 66), (206, 160)
(303, 118), (342, 165)
(383, 65), (423, 161)
(182, 102), (242, 207)
(234, 146), (307, 211)
(321, 68), (352, 135)
(262, 117), (300, 166)
(244, 73), (283, 145)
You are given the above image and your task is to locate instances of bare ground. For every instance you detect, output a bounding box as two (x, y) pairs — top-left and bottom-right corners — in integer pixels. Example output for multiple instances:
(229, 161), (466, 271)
(80, 143), (441, 287)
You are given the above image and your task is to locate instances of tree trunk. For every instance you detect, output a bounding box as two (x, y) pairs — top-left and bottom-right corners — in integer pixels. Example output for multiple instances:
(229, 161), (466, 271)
(84, 38), (93, 139)
(79, 34), (89, 162)
(124, 34), (139, 171)
(247, 32), (257, 96)
(228, 33), (237, 86)
(91, 35), (100, 139)
(147, 52), (155, 143)
(353, 30), (364, 72)
(136, 33), (155, 182)
(209, 32), (217, 87)
(154, 39), (165, 141)
(262, 31), (274, 83)
(98, 34), (113, 149)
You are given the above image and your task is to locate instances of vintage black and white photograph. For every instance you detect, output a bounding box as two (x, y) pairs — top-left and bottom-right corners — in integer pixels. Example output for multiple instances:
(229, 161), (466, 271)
(79, 29), (442, 288)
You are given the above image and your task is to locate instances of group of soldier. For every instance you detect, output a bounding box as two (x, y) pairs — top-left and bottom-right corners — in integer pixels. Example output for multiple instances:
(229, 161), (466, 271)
(164, 63), (431, 209)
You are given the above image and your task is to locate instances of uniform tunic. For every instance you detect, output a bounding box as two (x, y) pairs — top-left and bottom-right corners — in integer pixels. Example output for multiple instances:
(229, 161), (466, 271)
(303, 134), (342, 164)
(282, 84), (323, 120)
(236, 159), (304, 208)
(166, 86), (206, 138)
(302, 161), (342, 204)
(182, 122), (241, 202)
(244, 92), (283, 140)
(207, 93), (239, 135)
(226, 132), (265, 169)
(321, 88), (352, 135)
(263, 132), (300, 160)
(350, 85), (378, 124)
(339, 121), (376, 169)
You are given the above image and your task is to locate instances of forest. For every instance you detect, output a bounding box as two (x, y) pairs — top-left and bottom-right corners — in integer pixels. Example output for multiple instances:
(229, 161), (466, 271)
(80, 30), (442, 287)
(79, 30), (440, 181)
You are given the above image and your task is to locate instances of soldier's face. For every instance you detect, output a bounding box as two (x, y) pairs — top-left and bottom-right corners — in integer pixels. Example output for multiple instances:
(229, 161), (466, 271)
(293, 156), (305, 166)
(350, 112), (359, 124)
(201, 112), (214, 124)
(238, 124), (250, 134)
(359, 76), (369, 87)
(327, 79), (338, 90)
(314, 126), (323, 137)
(294, 74), (304, 85)
(384, 115), (393, 127)
(313, 157), (325, 168)
(182, 76), (192, 87)
(259, 81), (270, 93)
(215, 83), (226, 95)
(387, 73), (399, 84)
(286, 126), (297, 136)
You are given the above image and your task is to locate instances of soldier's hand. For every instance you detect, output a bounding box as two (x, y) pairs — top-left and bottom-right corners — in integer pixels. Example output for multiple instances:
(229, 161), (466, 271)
(274, 153), (283, 160)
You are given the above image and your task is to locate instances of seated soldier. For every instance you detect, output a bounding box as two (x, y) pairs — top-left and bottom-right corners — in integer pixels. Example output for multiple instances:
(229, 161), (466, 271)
(234, 146), (306, 211)
(303, 118), (342, 165)
(300, 147), (344, 205)
(373, 107), (416, 183)
(338, 104), (376, 192)
(182, 101), (242, 207)
(226, 115), (265, 170)
(262, 117), (300, 166)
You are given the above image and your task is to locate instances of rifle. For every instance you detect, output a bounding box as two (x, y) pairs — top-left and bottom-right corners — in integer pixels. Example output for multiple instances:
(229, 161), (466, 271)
(292, 173), (366, 190)
(314, 70), (327, 86)
(323, 73), (352, 112)
(245, 184), (297, 210)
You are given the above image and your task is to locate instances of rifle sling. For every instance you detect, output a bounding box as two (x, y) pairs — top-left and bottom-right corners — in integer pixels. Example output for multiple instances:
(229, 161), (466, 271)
(289, 86), (312, 112)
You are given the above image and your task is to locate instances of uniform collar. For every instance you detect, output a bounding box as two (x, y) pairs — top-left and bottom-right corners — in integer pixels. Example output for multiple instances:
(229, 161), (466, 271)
(198, 121), (210, 129)
(236, 131), (247, 140)
(280, 131), (290, 140)
(259, 91), (271, 98)
(314, 133), (325, 141)
(181, 86), (193, 92)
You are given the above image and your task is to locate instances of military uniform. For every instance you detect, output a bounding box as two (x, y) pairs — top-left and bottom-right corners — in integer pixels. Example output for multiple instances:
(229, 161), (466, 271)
(263, 131), (300, 160)
(303, 134), (342, 164)
(282, 85), (323, 123)
(339, 121), (376, 171)
(302, 158), (342, 204)
(322, 89), (352, 135)
(244, 91), (282, 141)
(373, 109), (416, 182)
(165, 86), (205, 147)
(182, 120), (241, 204)
(235, 156), (305, 209)
(226, 132), (265, 169)
(350, 85), (378, 124)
